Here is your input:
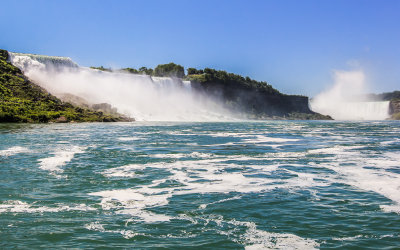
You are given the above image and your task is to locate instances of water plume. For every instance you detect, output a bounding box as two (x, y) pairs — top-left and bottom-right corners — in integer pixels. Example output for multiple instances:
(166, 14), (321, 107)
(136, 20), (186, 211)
(8, 53), (236, 121)
(310, 70), (390, 120)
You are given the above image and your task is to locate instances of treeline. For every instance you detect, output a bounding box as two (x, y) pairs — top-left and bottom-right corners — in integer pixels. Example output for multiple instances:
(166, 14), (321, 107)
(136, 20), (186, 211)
(92, 63), (185, 78)
(186, 67), (280, 95)
(122, 63), (184, 78)
(91, 62), (278, 94)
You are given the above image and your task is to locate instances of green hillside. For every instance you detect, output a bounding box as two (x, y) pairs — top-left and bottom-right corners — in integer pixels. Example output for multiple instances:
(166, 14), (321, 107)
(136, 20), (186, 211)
(0, 49), (131, 123)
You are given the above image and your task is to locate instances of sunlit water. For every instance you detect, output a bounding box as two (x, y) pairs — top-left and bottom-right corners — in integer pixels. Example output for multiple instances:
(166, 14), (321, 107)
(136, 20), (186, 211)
(1, 121), (400, 249)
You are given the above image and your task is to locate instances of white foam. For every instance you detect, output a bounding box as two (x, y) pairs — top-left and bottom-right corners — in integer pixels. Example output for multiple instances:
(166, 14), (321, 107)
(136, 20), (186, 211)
(0, 146), (30, 157)
(84, 222), (105, 232)
(229, 220), (320, 250)
(204, 134), (299, 148)
(152, 153), (189, 159)
(307, 145), (363, 155)
(332, 235), (363, 241)
(89, 189), (172, 222)
(208, 132), (251, 138)
(118, 137), (140, 141)
(152, 152), (212, 159)
(0, 200), (95, 214)
(309, 145), (400, 214)
(94, 156), (327, 225)
(380, 138), (400, 145)
(119, 230), (140, 239)
(243, 135), (299, 144)
(199, 195), (241, 209)
(102, 164), (145, 178)
(84, 222), (145, 239)
(38, 146), (85, 173)
(180, 214), (319, 250)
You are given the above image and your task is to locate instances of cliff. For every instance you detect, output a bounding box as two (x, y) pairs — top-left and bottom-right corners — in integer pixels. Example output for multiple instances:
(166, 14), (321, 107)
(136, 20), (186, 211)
(368, 90), (400, 120)
(389, 99), (400, 120)
(187, 68), (331, 120)
(0, 49), (132, 123)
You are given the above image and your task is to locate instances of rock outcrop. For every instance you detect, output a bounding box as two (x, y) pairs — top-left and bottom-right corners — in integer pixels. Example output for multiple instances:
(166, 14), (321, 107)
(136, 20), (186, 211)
(389, 99), (400, 120)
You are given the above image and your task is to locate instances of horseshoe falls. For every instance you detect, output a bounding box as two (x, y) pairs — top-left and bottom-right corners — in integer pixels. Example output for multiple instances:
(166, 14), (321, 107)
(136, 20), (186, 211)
(310, 70), (391, 120)
(311, 100), (390, 120)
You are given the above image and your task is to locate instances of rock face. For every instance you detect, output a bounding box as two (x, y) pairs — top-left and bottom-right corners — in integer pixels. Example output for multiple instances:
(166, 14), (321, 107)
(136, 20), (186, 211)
(389, 99), (400, 120)
(91, 103), (118, 115)
(186, 67), (332, 120)
(191, 79), (331, 119)
(59, 94), (119, 116)
(389, 99), (400, 114)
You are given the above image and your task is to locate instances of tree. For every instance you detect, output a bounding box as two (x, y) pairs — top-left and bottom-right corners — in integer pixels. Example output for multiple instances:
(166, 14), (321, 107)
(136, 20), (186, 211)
(122, 68), (139, 74)
(187, 68), (197, 75)
(138, 67), (153, 75)
(154, 63), (184, 78)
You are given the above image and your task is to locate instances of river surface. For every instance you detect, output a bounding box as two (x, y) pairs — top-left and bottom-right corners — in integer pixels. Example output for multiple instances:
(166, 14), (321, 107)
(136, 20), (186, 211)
(1, 121), (399, 249)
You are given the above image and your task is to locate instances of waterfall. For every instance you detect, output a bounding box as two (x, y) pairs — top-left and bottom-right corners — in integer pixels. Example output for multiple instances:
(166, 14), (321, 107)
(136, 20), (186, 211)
(310, 100), (390, 120)
(9, 52), (78, 69)
(310, 70), (391, 120)
(343, 101), (390, 120)
(8, 52), (235, 121)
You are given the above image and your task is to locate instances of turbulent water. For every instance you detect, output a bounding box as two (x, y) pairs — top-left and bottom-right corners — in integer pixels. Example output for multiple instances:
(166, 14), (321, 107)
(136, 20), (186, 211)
(1, 121), (400, 249)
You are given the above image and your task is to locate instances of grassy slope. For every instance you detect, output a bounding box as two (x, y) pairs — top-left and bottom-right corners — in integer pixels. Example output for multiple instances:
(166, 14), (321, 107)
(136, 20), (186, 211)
(0, 49), (130, 123)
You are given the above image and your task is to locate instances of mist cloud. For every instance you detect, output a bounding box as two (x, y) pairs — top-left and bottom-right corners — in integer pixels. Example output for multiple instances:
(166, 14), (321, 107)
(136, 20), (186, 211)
(310, 70), (389, 120)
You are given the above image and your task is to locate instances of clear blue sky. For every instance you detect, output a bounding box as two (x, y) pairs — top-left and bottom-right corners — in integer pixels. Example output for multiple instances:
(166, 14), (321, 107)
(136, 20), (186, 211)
(1, 0), (399, 96)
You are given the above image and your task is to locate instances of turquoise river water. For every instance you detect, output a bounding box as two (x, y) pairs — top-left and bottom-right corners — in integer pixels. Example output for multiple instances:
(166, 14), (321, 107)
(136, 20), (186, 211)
(0, 121), (399, 249)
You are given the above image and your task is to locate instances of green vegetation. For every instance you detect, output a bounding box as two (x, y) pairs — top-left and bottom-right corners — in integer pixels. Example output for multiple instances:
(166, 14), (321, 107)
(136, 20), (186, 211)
(118, 63), (279, 95)
(90, 66), (111, 72)
(122, 67), (153, 75)
(154, 63), (184, 78)
(186, 67), (280, 95)
(0, 49), (131, 123)
(120, 63), (184, 78)
(392, 112), (400, 120)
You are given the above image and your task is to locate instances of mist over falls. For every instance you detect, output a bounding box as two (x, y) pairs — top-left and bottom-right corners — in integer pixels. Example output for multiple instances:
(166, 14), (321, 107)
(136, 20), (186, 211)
(310, 70), (390, 120)
(8, 53), (235, 121)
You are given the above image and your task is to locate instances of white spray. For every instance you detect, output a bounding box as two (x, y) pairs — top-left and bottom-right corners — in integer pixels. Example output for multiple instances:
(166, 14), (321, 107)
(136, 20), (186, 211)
(310, 70), (390, 120)
(8, 53), (237, 121)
